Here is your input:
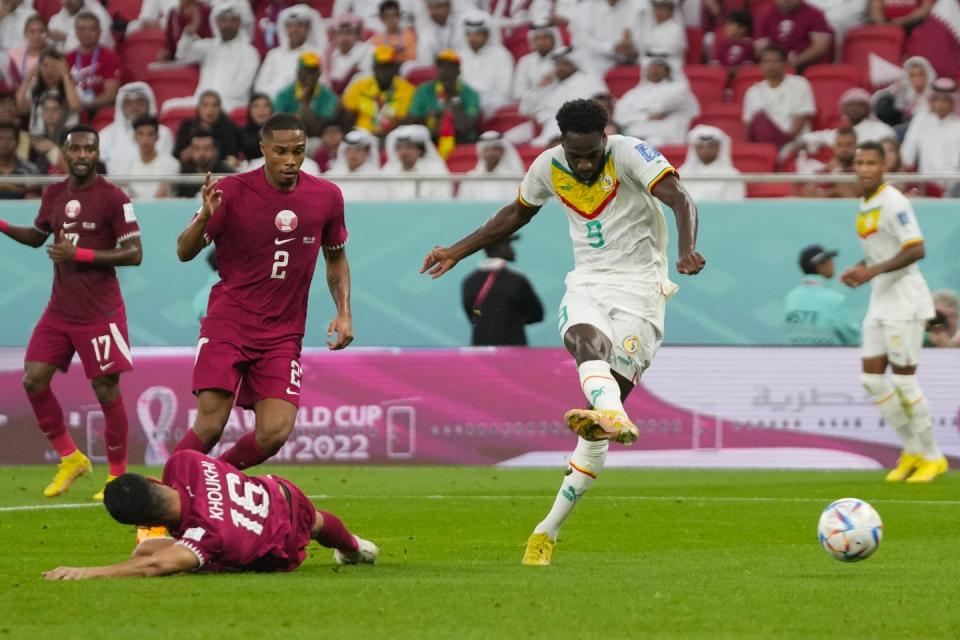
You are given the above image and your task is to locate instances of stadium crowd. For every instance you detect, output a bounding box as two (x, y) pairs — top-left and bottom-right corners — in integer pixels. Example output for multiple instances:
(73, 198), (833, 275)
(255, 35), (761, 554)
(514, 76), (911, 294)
(1, 0), (959, 199)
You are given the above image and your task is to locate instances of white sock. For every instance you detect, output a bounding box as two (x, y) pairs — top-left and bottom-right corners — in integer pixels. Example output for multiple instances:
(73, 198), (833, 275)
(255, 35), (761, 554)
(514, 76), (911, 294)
(578, 360), (624, 412)
(890, 374), (942, 460)
(861, 373), (920, 455)
(533, 437), (608, 540)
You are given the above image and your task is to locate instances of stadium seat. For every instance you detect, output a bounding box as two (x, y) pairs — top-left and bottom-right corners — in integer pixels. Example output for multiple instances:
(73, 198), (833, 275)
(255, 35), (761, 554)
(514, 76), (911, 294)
(842, 25), (904, 75)
(120, 28), (165, 83)
(685, 26), (704, 65)
(229, 106), (247, 127)
(658, 144), (687, 167)
(158, 106), (195, 134)
(404, 66), (437, 86)
(604, 65), (641, 99)
(483, 105), (530, 134)
(146, 66), (200, 109)
(33, 0), (59, 20)
(731, 142), (777, 172)
(804, 64), (859, 130)
(731, 65), (763, 104)
(445, 144), (477, 173)
(110, 0), (143, 23)
(684, 65), (727, 105)
(90, 106), (115, 131)
(311, 0), (335, 18)
(515, 144), (545, 168)
(693, 103), (746, 142)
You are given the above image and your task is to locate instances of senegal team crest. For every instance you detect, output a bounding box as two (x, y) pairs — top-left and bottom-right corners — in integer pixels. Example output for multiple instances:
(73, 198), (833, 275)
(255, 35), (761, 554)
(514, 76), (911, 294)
(600, 175), (615, 192)
(65, 200), (81, 218)
(622, 335), (639, 354)
(275, 210), (298, 233)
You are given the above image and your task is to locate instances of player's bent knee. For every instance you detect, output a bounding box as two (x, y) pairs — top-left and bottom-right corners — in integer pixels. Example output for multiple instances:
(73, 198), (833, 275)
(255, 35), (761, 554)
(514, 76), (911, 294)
(860, 373), (890, 397)
(563, 324), (612, 364)
(256, 422), (294, 455)
(22, 374), (48, 395)
(90, 375), (119, 403)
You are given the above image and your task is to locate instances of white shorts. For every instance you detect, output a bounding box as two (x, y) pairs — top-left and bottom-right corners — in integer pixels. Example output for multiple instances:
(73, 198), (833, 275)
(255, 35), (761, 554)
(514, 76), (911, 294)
(558, 281), (664, 384)
(861, 318), (926, 366)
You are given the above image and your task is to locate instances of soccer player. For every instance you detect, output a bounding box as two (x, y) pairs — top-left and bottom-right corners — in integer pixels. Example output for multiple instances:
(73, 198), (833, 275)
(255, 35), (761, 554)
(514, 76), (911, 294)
(0, 124), (142, 500)
(421, 99), (706, 565)
(42, 450), (378, 579)
(173, 113), (352, 470)
(841, 141), (946, 483)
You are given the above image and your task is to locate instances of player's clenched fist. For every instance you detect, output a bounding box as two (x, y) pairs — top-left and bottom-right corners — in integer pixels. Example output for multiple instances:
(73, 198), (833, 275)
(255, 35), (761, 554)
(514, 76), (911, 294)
(199, 172), (223, 219)
(677, 250), (706, 275)
(421, 246), (459, 279)
(327, 313), (354, 350)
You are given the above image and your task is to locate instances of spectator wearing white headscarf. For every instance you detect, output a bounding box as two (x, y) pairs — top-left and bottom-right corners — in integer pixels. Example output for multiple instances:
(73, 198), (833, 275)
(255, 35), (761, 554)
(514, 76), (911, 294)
(613, 54), (699, 146)
(901, 77), (960, 195)
(174, 0), (261, 110)
(254, 5), (327, 101)
(568, 0), (643, 75)
(873, 56), (936, 126)
(382, 124), (453, 199)
(679, 124), (746, 201)
(327, 128), (384, 200)
(512, 18), (561, 101)
(458, 131), (524, 200)
(100, 82), (175, 174)
(328, 13), (374, 94)
(458, 11), (515, 115)
(637, 0), (687, 63)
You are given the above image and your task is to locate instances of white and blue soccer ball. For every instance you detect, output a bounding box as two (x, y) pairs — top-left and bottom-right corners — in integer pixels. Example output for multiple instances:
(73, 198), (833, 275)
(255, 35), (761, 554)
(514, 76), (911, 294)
(817, 498), (883, 562)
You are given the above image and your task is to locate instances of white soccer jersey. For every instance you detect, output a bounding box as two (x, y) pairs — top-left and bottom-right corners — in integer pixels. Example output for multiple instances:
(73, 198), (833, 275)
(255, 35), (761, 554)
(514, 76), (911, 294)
(856, 183), (935, 321)
(518, 135), (676, 287)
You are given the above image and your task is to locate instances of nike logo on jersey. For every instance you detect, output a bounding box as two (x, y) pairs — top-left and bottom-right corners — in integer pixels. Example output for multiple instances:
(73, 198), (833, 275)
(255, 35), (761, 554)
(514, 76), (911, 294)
(107, 445), (123, 452)
(63, 222), (79, 229)
(275, 238), (296, 246)
(100, 362), (114, 372)
(285, 387), (301, 396)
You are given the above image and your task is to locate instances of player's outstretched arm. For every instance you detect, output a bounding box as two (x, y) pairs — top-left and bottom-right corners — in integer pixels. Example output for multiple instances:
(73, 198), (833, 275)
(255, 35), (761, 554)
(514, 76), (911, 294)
(324, 247), (354, 350)
(46, 232), (142, 266)
(421, 199), (541, 279)
(0, 220), (47, 248)
(42, 542), (199, 580)
(651, 174), (706, 276)
(177, 173), (222, 262)
(840, 242), (924, 288)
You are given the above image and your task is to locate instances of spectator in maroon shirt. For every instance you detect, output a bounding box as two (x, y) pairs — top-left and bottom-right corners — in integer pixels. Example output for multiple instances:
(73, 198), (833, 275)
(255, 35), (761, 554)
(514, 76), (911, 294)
(160, 0), (212, 61)
(755, 0), (833, 71)
(869, 0), (933, 30)
(710, 10), (755, 74)
(66, 11), (120, 116)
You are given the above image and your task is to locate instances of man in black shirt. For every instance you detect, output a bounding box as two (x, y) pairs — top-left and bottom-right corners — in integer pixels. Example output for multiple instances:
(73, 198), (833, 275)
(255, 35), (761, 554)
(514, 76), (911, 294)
(175, 129), (234, 198)
(461, 236), (543, 346)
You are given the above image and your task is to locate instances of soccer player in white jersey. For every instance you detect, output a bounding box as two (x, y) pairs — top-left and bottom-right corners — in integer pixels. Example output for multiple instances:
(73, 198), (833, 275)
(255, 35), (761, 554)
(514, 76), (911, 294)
(421, 99), (705, 565)
(840, 141), (946, 483)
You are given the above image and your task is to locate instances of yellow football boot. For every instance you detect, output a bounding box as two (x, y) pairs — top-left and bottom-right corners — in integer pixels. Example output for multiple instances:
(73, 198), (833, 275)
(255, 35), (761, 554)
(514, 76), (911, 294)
(136, 526), (171, 545)
(92, 475), (118, 501)
(43, 451), (92, 497)
(905, 457), (948, 483)
(885, 453), (922, 482)
(564, 409), (639, 445)
(522, 533), (556, 566)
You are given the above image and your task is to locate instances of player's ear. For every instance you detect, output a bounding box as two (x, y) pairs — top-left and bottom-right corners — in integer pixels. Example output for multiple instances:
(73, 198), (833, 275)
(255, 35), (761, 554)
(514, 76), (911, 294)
(147, 476), (161, 484)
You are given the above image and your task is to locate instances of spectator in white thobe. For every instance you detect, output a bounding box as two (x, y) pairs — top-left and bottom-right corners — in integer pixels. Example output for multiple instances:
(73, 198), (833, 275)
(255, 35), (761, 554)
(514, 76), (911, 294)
(512, 18), (560, 101)
(901, 78), (960, 195)
(48, 0), (114, 51)
(569, 0), (643, 75)
(416, 0), (466, 65)
(382, 124), (454, 199)
(0, 0), (35, 54)
(100, 82), (175, 174)
(327, 128), (384, 200)
(678, 124), (746, 201)
(613, 54), (699, 146)
(327, 14), (374, 94)
(254, 5), (327, 101)
(458, 130), (524, 200)
(795, 87), (896, 155)
(458, 11), (514, 115)
(637, 0), (686, 62)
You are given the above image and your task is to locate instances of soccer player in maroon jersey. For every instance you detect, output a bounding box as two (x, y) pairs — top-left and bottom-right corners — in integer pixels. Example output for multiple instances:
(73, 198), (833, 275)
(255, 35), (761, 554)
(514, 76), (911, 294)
(172, 113), (353, 470)
(0, 124), (142, 500)
(42, 450), (379, 579)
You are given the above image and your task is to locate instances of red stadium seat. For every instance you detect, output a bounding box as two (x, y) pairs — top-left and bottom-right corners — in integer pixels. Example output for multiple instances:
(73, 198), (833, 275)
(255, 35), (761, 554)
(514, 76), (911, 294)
(229, 106), (247, 127)
(693, 103), (746, 142)
(146, 66), (200, 109)
(110, 0), (143, 23)
(684, 65), (727, 105)
(731, 65), (763, 104)
(685, 26), (704, 65)
(120, 28), (165, 83)
(483, 105), (530, 134)
(731, 142), (777, 172)
(405, 66), (438, 86)
(604, 65), (641, 99)
(90, 106), (115, 131)
(311, 0), (335, 18)
(842, 25), (904, 79)
(804, 64), (859, 129)
(158, 106), (195, 134)
(445, 144), (477, 173)
(515, 144), (545, 168)
(33, 0), (59, 20)
(658, 144), (687, 168)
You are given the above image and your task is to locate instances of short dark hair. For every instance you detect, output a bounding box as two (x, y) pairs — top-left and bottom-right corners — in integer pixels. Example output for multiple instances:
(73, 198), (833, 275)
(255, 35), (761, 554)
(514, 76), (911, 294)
(379, 0), (400, 13)
(74, 10), (100, 27)
(191, 127), (218, 145)
(759, 46), (787, 61)
(24, 14), (46, 31)
(261, 113), (306, 139)
(0, 122), (20, 138)
(556, 98), (608, 136)
(103, 474), (168, 526)
(836, 127), (857, 141)
(132, 115), (158, 132)
(61, 123), (99, 145)
(726, 10), (752, 33)
(857, 141), (885, 158)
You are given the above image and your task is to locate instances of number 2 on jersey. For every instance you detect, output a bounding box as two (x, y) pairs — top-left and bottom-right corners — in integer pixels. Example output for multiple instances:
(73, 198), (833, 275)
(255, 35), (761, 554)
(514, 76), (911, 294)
(271, 251), (289, 280)
(585, 220), (605, 249)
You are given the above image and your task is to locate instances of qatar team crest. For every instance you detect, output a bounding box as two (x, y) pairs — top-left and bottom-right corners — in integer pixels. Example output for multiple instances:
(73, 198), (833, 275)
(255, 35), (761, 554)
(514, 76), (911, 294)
(275, 210), (298, 233)
(622, 335), (639, 355)
(65, 200), (81, 219)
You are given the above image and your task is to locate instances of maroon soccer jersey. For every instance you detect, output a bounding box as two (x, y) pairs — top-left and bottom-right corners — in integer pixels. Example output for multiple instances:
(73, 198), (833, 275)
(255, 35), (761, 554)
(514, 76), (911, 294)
(201, 167), (347, 347)
(757, 2), (832, 61)
(33, 175), (140, 324)
(164, 451), (309, 572)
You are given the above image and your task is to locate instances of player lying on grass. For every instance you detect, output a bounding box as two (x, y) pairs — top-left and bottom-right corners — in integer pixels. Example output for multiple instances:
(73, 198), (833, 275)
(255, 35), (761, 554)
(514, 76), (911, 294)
(43, 451), (378, 579)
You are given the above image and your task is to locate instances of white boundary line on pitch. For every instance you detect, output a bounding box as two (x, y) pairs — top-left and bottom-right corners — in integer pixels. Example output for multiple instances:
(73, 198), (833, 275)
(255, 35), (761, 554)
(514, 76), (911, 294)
(5, 494), (960, 513)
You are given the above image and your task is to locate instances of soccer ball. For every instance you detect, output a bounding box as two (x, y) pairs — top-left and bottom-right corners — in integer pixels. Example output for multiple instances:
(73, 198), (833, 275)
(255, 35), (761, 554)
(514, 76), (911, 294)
(817, 498), (883, 562)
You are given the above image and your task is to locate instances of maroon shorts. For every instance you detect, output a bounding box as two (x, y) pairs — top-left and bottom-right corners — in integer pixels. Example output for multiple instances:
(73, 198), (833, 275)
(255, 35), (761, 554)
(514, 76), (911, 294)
(276, 478), (317, 572)
(25, 310), (133, 379)
(192, 335), (303, 410)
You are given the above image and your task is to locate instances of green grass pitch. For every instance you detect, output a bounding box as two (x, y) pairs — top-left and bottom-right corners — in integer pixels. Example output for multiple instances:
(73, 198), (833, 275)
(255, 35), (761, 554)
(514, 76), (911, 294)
(2, 466), (959, 639)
